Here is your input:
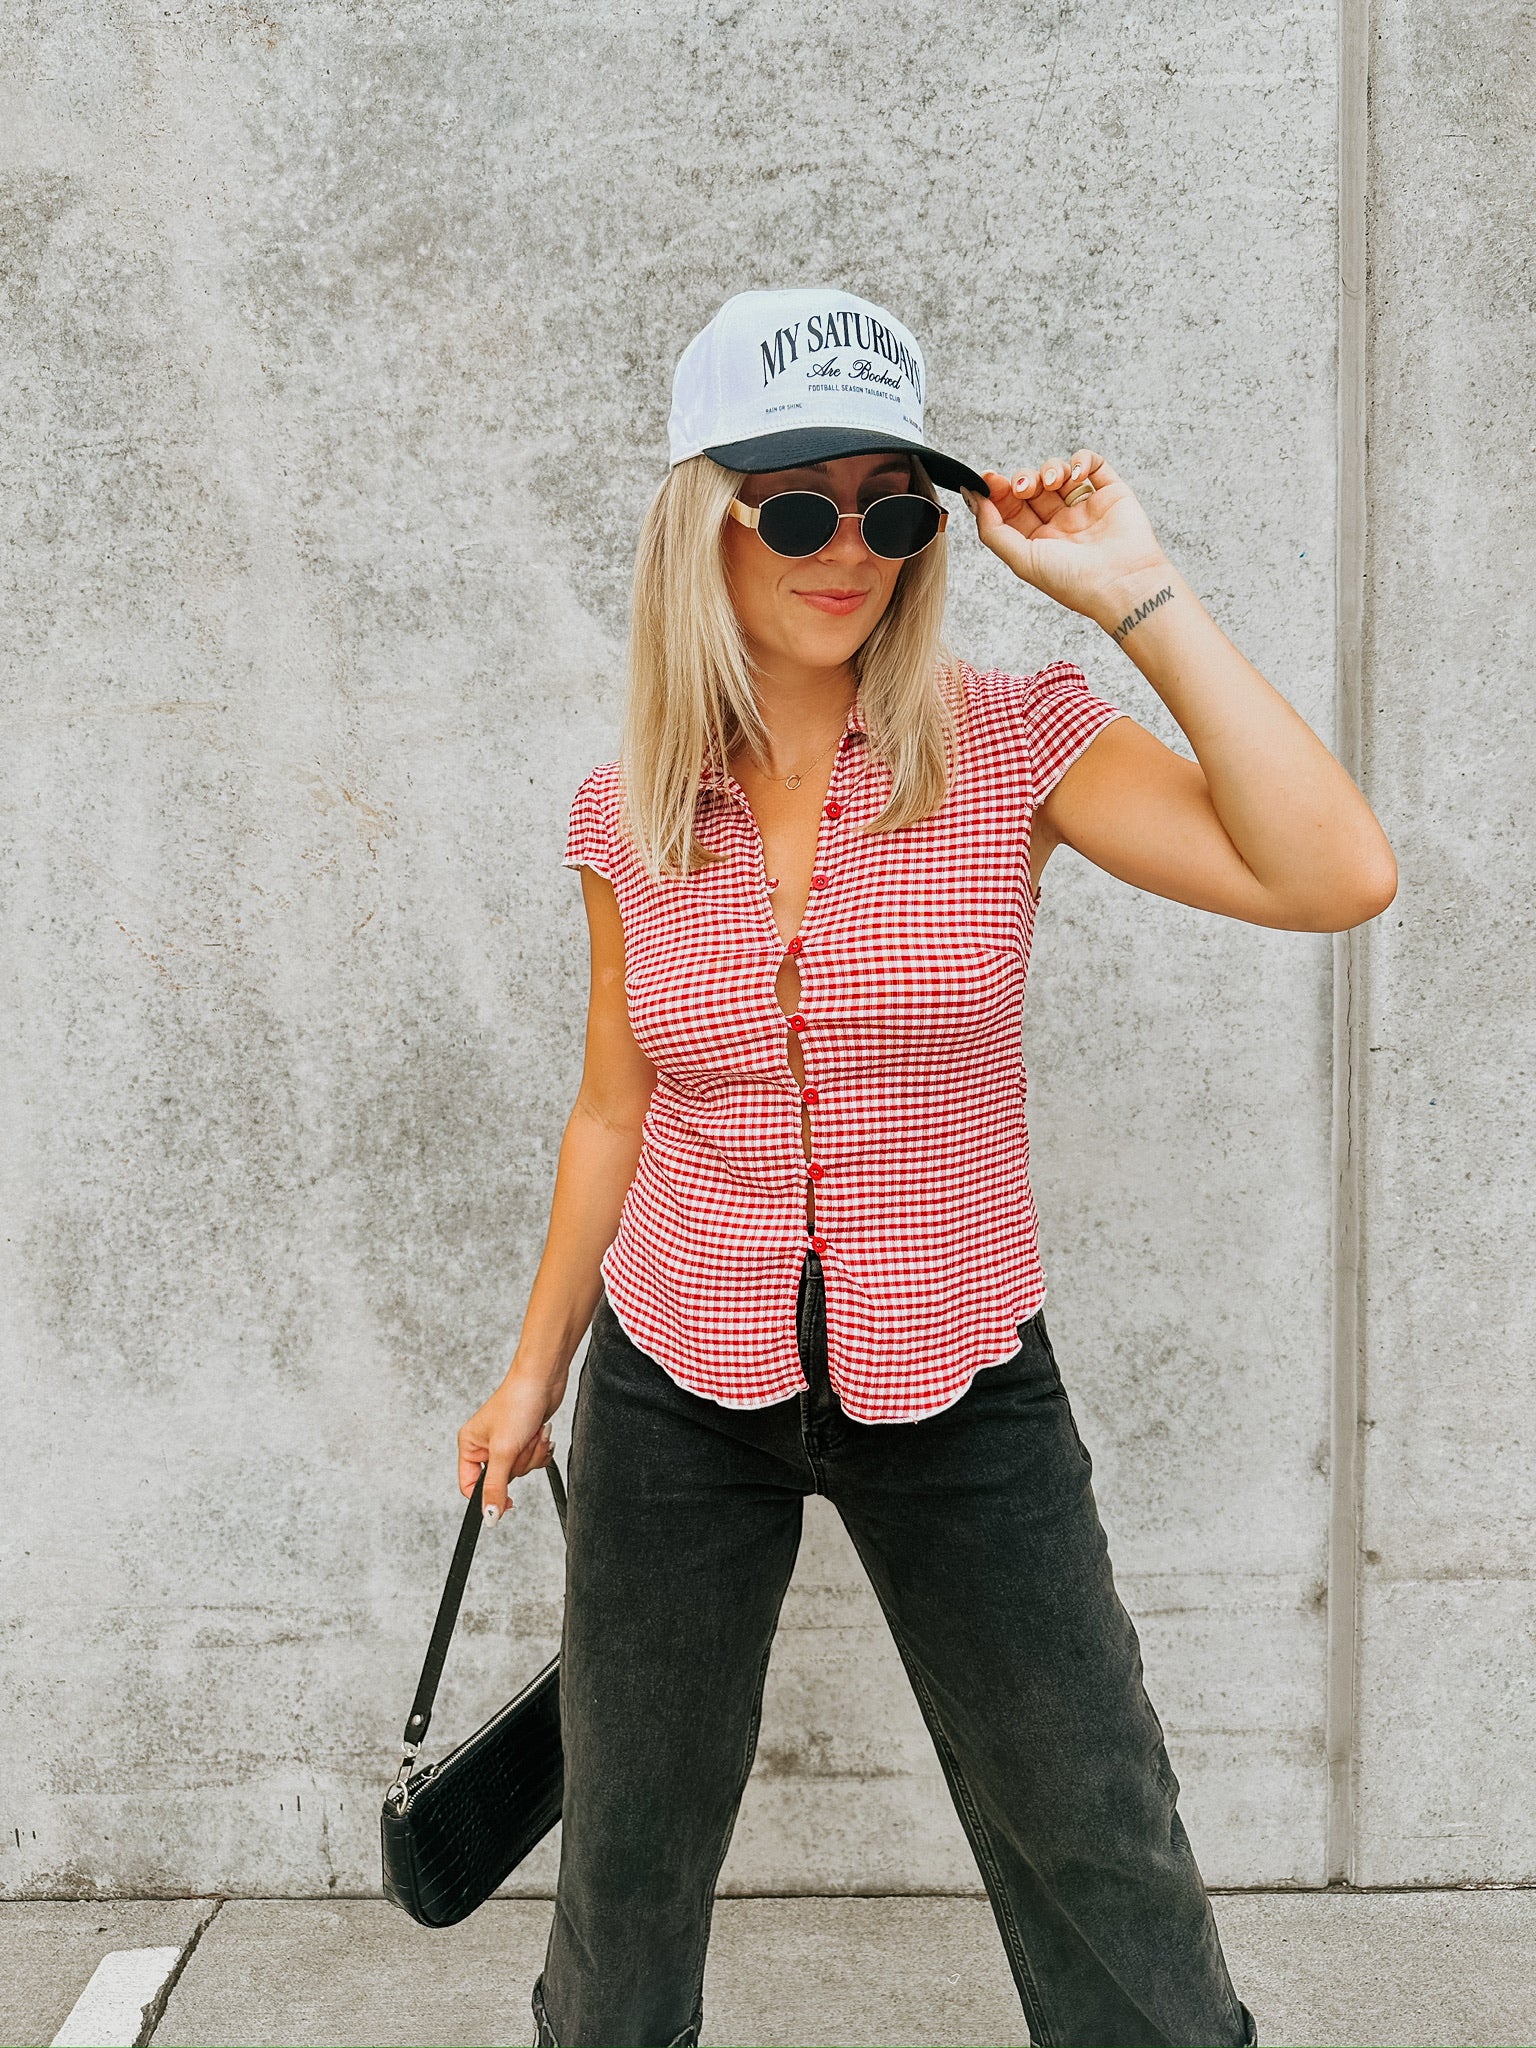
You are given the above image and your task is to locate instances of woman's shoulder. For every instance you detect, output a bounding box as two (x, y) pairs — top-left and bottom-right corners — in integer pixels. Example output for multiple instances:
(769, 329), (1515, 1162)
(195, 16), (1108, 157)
(959, 655), (1100, 722)
(956, 657), (1125, 801)
(563, 758), (624, 878)
(570, 757), (623, 807)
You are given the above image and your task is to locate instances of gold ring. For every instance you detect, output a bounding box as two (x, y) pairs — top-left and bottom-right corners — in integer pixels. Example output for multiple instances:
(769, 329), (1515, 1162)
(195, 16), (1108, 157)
(1062, 479), (1095, 506)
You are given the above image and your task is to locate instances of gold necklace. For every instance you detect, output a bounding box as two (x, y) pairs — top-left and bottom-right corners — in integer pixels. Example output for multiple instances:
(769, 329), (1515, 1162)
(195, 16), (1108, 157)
(782, 735), (841, 790)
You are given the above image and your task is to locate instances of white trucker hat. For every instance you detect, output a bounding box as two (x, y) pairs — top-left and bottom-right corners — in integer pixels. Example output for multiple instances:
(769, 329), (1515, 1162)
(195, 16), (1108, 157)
(667, 287), (988, 496)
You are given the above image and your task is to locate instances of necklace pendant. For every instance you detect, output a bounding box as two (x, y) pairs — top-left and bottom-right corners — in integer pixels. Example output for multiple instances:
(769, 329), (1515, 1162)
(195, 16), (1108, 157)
(785, 773), (802, 790)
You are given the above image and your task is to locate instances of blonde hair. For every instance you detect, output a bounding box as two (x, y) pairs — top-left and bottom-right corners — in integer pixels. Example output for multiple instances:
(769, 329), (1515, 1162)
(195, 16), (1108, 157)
(617, 452), (962, 879)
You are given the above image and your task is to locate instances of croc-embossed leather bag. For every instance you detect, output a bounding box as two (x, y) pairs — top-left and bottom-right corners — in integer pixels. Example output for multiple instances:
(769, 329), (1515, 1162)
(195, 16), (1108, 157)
(381, 1460), (567, 1927)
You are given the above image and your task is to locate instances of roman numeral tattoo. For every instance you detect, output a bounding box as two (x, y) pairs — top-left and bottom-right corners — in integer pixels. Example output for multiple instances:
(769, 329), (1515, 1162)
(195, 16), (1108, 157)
(1110, 582), (1175, 645)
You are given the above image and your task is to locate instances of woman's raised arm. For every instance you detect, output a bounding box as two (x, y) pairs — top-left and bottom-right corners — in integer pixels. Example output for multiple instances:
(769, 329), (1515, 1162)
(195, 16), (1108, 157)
(969, 453), (1398, 932)
(456, 867), (657, 1519)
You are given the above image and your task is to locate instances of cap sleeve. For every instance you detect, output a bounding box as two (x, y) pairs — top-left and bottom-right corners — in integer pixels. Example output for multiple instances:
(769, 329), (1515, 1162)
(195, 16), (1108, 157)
(563, 762), (619, 880)
(1018, 659), (1123, 810)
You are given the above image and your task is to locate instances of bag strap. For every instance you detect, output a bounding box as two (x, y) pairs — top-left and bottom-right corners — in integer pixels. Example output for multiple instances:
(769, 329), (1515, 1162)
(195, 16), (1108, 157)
(400, 1456), (568, 1754)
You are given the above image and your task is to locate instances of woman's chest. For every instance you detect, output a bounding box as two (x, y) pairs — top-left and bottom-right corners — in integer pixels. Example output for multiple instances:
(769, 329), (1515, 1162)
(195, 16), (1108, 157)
(616, 790), (1033, 1074)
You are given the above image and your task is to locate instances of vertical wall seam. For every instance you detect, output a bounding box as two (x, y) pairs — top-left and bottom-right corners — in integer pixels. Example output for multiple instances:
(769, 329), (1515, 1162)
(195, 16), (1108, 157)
(1327, 0), (1371, 1890)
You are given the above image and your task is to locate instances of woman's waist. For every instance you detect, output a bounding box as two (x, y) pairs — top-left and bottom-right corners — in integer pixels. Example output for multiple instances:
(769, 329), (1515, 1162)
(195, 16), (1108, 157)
(635, 1090), (1035, 1202)
(609, 1172), (1042, 1273)
(648, 1063), (1026, 1130)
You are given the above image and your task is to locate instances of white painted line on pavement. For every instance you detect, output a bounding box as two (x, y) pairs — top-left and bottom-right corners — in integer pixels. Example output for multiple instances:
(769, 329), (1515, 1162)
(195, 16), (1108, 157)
(51, 1946), (184, 2047)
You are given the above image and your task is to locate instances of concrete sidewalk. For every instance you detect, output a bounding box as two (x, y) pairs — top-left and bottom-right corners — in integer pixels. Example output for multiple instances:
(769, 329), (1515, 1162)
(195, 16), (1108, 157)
(5, 1892), (1533, 2047)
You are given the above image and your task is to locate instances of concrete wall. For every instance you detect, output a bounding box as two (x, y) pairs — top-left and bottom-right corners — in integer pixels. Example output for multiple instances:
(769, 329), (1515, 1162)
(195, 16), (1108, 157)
(1, 0), (1528, 1900)
(1353, 0), (1536, 1885)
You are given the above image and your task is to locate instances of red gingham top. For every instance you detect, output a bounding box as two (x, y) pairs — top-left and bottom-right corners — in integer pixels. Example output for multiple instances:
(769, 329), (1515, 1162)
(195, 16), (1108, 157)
(564, 659), (1123, 1424)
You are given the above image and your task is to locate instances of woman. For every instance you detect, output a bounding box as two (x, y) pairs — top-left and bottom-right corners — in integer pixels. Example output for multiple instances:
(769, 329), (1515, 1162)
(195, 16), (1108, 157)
(458, 289), (1396, 2048)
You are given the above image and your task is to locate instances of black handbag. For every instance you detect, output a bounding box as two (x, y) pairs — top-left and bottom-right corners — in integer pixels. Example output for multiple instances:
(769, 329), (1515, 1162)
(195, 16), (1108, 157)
(381, 1458), (568, 1927)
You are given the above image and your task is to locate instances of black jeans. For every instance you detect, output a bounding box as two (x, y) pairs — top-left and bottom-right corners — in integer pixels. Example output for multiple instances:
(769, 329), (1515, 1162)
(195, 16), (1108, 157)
(532, 1253), (1258, 2048)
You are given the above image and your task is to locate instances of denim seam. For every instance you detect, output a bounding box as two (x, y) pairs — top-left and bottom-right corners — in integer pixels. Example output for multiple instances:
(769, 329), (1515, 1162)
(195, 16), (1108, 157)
(798, 1401), (830, 1494)
(796, 1259), (831, 1494)
(797, 1250), (820, 1362)
(677, 1627), (780, 2045)
(864, 1610), (1056, 2046)
(795, 1376), (831, 1494)
(1032, 1316), (1093, 1475)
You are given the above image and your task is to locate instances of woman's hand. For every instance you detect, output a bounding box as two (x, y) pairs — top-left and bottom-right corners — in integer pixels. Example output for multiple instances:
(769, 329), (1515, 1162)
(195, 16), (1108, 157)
(457, 1367), (564, 1524)
(965, 451), (1171, 625)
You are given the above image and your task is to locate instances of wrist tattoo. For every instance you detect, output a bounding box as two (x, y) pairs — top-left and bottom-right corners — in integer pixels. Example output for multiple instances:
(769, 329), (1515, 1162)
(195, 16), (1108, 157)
(1109, 581), (1175, 644)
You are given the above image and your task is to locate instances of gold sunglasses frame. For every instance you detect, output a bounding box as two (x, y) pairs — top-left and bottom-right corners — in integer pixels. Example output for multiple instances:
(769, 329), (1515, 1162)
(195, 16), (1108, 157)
(727, 492), (949, 558)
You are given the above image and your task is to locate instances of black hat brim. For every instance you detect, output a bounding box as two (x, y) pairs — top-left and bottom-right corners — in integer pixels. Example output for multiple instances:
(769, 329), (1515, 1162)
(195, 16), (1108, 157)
(702, 426), (988, 498)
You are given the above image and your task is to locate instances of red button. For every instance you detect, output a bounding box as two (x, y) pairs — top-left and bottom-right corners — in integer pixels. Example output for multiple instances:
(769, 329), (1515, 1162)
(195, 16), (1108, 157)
(824, 799), (844, 820)
(788, 1013), (807, 1032)
(786, 935), (804, 956)
(807, 1161), (826, 1182)
(801, 1085), (819, 1105)
(810, 1233), (828, 1253)
(811, 872), (829, 890)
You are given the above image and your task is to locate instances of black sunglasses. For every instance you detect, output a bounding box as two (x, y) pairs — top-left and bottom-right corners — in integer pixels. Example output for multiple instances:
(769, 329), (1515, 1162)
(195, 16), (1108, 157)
(727, 490), (948, 561)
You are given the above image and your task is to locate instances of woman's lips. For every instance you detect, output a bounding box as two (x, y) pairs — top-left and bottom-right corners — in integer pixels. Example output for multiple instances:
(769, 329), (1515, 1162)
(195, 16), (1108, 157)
(796, 589), (867, 616)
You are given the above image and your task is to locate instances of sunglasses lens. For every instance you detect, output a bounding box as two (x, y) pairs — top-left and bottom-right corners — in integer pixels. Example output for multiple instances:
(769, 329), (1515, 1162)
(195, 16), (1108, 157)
(755, 492), (841, 557)
(862, 494), (942, 560)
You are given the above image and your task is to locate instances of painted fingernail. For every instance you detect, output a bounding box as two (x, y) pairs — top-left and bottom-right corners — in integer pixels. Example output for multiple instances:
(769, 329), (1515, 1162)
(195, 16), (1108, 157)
(483, 1503), (501, 1523)
(1069, 464), (1084, 479)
